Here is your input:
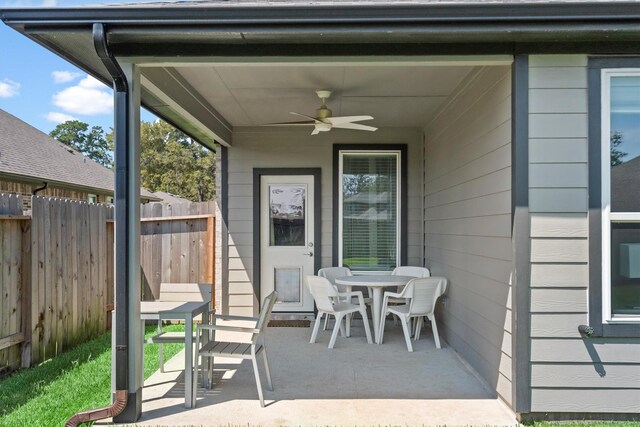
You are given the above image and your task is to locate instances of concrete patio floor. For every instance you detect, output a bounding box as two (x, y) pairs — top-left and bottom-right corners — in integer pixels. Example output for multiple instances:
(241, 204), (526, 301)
(113, 322), (518, 426)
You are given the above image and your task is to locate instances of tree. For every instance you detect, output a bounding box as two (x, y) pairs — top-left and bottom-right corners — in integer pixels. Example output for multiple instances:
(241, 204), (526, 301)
(611, 131), (628, 166)
(343, 174), (374, 196)
(49, 120), (113, 168)
(139, 120), (216, 202)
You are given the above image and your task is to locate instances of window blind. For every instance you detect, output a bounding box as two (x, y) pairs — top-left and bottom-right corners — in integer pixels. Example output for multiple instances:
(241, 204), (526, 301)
(341, 152), (398, 271)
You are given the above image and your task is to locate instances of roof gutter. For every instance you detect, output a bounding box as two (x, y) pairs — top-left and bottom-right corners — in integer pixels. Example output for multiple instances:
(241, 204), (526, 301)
(2, 2), (640, 57)
(0, 172), (159, 201)
(3, 2), (640, 26)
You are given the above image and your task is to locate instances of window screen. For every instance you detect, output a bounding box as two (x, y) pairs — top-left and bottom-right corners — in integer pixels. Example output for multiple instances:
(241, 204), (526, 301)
(341, 152), (398, 271)
(607, 74), (640, 318)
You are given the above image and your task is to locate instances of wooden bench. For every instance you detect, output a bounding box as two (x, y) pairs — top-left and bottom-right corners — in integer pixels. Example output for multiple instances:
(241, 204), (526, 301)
(146, 283), (213, 373)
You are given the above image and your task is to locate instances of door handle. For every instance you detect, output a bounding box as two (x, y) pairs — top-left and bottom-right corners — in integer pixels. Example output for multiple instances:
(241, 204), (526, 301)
(302, 251), (314, 257)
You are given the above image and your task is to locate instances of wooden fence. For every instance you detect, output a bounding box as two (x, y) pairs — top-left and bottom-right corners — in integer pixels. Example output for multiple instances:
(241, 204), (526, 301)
(0, 194), (29, 371)
(29, 196), (114, 364)
(140, 201), (216, 308)
(0, 194), (216, 371)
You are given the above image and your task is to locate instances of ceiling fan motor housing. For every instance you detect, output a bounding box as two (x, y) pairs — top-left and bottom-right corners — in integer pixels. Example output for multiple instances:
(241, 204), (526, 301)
(316, 106), (332, 119)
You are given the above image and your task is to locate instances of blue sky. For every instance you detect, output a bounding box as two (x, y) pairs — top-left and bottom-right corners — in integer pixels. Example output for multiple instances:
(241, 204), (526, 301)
(0, 0), (156, 135)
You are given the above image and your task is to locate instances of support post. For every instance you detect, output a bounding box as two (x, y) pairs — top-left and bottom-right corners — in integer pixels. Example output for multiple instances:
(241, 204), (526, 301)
(94, 22), (143, 422)
(116, 61), (143, 422)
(511, 53), (532, 415)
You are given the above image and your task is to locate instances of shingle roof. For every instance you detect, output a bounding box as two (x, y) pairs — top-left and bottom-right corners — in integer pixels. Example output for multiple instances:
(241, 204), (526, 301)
(151, 191), (192, 203)
(612, 155), (640, 212)
(0, 108), (155, 198)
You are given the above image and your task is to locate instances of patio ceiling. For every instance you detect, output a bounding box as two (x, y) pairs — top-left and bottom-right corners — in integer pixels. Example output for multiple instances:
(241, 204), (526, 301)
(137, 58), (516, 146)
(172, 63), (475, 128)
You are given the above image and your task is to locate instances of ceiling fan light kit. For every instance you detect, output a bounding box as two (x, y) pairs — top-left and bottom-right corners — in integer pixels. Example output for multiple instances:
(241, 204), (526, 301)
(265, 90), (378, 135)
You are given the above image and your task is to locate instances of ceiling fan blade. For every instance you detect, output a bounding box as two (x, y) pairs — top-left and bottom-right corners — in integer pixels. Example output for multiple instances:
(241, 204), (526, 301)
(333, 122), (378, 132)
(290, 111), (321, 122)
(325, 115), (374, 125)
(311, 127), (321, 135)
(263, 120), (316, 126)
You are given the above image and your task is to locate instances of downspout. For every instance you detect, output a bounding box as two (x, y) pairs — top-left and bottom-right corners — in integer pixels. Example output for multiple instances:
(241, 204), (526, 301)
(65, 23), (130, 427)
(31, 182), (48, 196)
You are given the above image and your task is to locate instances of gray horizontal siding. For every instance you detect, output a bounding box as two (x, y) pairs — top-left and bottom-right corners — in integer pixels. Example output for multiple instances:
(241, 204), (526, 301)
(225, 127), (422, 315)
(424, 65), (513, 406)
(530, 389), (640, 413)
(531, 338), (640, 363)
(531, 364), (640, 388)
(527, 54), (640, 415)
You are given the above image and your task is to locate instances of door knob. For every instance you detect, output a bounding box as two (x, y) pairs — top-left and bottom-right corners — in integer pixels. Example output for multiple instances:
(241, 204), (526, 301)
(302, 251), (314, 257)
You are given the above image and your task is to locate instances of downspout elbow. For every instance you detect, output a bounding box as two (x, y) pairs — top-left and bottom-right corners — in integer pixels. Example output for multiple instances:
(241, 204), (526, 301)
(65, 390), (128, 427)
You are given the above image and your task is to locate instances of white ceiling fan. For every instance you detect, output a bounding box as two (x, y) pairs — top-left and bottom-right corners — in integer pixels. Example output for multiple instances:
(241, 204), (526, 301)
(266, 90), (377, 135)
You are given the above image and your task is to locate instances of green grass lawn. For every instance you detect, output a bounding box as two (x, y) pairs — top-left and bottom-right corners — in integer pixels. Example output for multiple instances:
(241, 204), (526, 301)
(0, 324), (185, 427)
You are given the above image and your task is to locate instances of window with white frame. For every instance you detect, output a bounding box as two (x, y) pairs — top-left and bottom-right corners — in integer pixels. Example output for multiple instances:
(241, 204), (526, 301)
(88, 194), (97, 204)
(601, 69), (640, 322)
(338, 150), (400, 272)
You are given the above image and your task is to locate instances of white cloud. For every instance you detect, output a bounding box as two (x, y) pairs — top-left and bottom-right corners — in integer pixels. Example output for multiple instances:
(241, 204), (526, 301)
(78, 75), (106, 89)
(1, 0), (56, 5)
(52, 75), (112, 115)
(45, 111), (78, 123)
(0, 79), (20, 98)
(52, 71), (81, 84)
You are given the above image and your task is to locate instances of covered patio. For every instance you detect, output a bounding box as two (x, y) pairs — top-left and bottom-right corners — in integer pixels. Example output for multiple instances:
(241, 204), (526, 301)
(126, 325), (517, 426)
(2, 3), (529, 423)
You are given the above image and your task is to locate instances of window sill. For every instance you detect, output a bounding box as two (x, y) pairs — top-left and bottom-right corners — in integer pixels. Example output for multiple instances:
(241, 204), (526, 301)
(597, 323), (640, 338)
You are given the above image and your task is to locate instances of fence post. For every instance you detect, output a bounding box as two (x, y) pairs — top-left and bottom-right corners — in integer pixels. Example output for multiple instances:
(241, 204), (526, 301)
(206, 216), (215, 310)
(20, 217), (32, 368)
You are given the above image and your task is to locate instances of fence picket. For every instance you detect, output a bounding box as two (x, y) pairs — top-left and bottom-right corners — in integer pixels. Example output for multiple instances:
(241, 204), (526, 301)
(0, 217), (7, 368)
(9, 218), (21, 365)
(71, 201), (78, 340)
(52, 198), (61, 354)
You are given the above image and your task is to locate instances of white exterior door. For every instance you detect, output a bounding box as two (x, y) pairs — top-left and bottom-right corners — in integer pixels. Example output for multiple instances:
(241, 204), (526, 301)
(260, 175), (315, 312)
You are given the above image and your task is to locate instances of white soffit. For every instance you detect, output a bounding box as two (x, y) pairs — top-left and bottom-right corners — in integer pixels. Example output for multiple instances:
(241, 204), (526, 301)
(172, 61), (499, 128)
(141, 74), (231, 145)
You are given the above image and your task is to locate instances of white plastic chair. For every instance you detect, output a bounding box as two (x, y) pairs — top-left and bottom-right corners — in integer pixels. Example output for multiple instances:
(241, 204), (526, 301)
(318, 266), (371, 331)
(414, 279), (448, 340)
(318, 266), (351, 331)
(378, 277), (447, 351)
(193, 291), (278, 408)
(392, 266), (431, 278)
(388, 266), (431, 324)
(306, 275), (373, 349)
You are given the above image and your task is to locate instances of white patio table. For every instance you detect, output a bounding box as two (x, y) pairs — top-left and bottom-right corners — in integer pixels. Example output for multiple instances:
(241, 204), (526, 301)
(334, 275), (414, 344)
(140, 300), (210, 408)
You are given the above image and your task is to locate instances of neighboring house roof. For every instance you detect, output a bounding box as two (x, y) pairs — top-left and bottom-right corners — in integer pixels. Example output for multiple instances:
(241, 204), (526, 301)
(151, 191), (191, 203)
(0, 109), (157, 199)
(612, 155), (640, 213)
(344, 192), (391, 205)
